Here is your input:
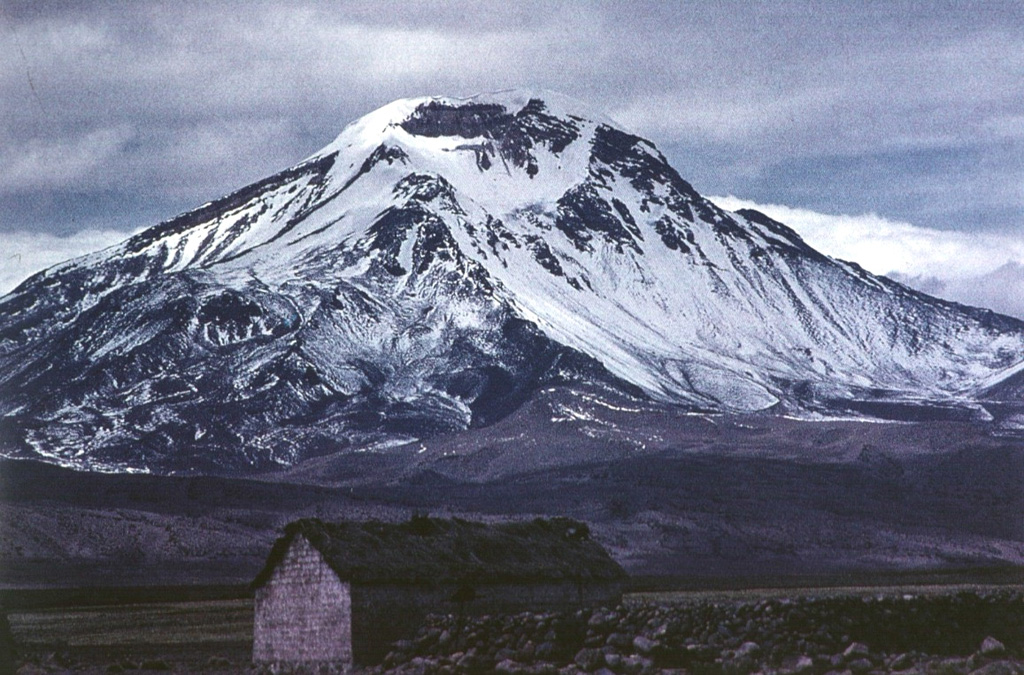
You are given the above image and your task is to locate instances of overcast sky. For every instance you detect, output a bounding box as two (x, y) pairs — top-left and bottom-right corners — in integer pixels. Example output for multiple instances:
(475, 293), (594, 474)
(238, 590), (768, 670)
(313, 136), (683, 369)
(2, 1), (1023, 314)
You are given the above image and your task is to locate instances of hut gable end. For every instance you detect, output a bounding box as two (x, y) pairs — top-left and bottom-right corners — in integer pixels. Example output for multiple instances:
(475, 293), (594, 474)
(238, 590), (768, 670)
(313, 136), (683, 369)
(252, 534), (352, 666)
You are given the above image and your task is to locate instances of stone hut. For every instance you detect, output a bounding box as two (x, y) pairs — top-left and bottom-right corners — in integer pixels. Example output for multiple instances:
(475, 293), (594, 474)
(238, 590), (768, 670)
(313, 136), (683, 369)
(251, 516), (626, 669)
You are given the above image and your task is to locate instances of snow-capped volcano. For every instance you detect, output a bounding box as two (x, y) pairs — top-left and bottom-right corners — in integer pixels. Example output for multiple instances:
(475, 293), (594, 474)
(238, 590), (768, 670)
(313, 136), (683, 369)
(3, 90), (1024, 473)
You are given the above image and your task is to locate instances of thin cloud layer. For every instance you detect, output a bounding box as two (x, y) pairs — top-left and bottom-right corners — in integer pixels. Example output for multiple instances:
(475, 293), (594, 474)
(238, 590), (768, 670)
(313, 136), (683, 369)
(889, 264), (1024, 321)
(710, 195), (1024, 319)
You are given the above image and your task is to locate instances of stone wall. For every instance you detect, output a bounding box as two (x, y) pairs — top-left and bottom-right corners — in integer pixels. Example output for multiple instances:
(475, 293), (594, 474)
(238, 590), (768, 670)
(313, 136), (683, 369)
(252, 535), (352, 667)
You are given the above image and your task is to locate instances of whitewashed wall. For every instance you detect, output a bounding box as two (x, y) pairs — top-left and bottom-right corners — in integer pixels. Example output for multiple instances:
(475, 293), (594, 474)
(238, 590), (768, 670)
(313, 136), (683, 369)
(253, 535), (352, 667)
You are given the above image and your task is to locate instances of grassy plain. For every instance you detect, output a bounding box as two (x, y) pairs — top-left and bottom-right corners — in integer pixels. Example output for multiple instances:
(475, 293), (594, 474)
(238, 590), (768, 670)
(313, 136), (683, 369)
(8, 598), (252, 672)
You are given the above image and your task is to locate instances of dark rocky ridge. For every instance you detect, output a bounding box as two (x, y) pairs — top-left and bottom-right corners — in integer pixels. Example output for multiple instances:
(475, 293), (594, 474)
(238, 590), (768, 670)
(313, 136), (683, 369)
(401, 98), (580, 177)
(2, 392), (1022, 590)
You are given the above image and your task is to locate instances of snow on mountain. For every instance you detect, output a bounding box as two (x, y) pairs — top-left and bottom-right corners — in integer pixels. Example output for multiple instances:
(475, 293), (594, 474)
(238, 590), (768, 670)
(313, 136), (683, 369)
(2, 89), (1024, 473)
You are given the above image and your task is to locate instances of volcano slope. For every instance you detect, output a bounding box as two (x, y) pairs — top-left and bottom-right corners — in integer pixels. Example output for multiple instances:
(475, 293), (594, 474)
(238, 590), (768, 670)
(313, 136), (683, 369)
(1, 92), (1023, 587)
(2, 393), (1023, 587)
(2, 91), (1024, 474)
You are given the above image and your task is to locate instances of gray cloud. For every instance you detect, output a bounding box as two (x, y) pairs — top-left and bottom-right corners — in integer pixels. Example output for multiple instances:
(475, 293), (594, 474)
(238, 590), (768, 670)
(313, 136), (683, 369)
(0, 0), (1021, 279)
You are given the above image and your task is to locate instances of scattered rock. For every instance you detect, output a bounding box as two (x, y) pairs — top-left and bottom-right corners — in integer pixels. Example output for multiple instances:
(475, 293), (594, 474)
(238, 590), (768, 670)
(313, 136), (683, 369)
(848, 657), (874, 673)
(495, 658), (524, 674)
(536, 641), (557, 660)
(780, 654), (814, 673)
(620, 654), (653, 674)
(970, 661), (1024, 675)
(497, 647), (519, 662)
(981, 637), (1007, 657)
(843, 643), (871, 661)
(938, 657), (972, 674)
(606, 632), (632, 649)
(456, 648), (482, 671)
(574, 647), (604, 671)
(632, 635), (658, 655)
(370, 592), (1024, 675)
(888, 653), (913, 671)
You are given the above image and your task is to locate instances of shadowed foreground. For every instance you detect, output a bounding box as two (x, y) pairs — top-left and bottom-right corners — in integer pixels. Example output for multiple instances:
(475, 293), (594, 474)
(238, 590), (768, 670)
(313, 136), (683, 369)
(6, 587), (1024, 673)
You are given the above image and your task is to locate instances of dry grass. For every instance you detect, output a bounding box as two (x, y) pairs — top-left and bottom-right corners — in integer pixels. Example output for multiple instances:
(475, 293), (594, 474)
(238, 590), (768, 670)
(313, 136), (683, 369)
(10, 598), (251, 648)
(8, 599), (252, 672)
(624, 583), (1024, 607)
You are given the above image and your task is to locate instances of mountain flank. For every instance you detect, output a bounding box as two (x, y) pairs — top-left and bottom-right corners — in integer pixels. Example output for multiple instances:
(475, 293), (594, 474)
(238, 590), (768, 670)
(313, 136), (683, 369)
(2, 90), (1024, 473)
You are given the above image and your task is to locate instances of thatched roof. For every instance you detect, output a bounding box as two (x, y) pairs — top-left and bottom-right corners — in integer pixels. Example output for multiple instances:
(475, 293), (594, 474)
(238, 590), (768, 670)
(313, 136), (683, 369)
(252, 516), (626, 587)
